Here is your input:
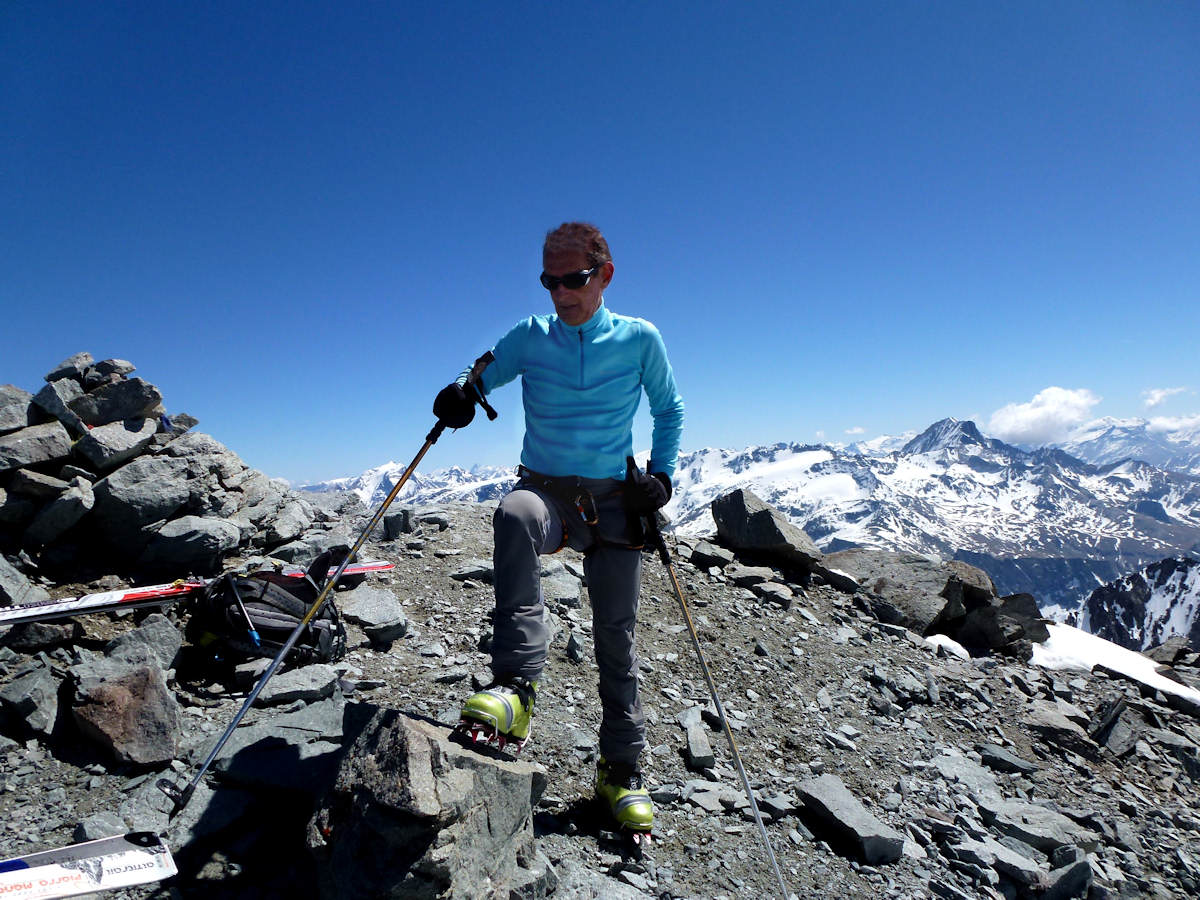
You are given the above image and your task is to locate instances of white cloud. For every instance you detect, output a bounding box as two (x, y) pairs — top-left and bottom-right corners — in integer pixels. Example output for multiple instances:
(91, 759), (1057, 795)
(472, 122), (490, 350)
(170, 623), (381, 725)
(988, 387), (1102, 445)
(1142, 386), (1188, 409)
(1148, 414), (1200, 434)
(845, 426), (865, 435)
(815, 430), (826, 441)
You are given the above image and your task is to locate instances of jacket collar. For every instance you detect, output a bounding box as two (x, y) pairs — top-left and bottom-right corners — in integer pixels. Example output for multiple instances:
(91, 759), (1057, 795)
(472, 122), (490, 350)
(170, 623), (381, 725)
(556, 300), (611, 336)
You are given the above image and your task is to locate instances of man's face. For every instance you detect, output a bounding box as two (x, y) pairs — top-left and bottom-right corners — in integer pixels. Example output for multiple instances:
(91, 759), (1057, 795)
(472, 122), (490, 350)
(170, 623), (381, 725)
(543, 249), (612, 326)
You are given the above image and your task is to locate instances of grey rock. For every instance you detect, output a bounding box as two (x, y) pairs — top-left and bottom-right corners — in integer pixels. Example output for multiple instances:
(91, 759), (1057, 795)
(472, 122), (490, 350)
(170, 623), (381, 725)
(307, 705), (548, 900)
(104, 613), (182, 669)
(0, 554), (51, 607)
(976, 742), (1039, 775)
(383, 507), (414, 538)
(0, 384), (35, 434)
(977, 795), (1100, 852)
(256, 663), (340, 706)
(0, 487), (36, 527)
(73, 417), (158, 471)
(753, 581), (794, 609)
(32, 379), (87, 436)
(542, 569), (582, 605)
(0, 664), (59, 736)
(24, 476), (94, 547)
(685, 722), (715, 769)
(1042, 857), (1094, 900)
(0, 421), (73, 472)
(710, 488), (821, 567)
(213, 695), (345, 772)
(266, 499), (314, 545)
(566, 631), (585, 662)
(955, 592), (1049, 657)
(137, 515), (242, 573)
(339, 585), (408, 645)
(9, 468), (70, 499)
(71, 659), (181, 765)
(451, 558), (495, 582)
(1024, 700), (1099, 760)
(726, 563), (775, 587)
(689, 540), (736, 570)
(551, 860), (652, 899)
(930, 751), (1002, 800)
(74, 811), (127, 842)
(2, 620), (81, 651)
(158, 411), (198, 438)
(946, 836), (1047, 888)
(822, 548), (996, 635)
(798, 773), (905, 864)
(91, 455), (191, 545)
(89, 358), (136, 379)
(68, 377), (163, 427)
(44, 351), (94, 382)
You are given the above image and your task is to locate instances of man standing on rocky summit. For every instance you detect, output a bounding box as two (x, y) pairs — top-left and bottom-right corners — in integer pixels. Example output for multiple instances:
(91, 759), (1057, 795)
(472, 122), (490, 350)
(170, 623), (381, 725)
(432, 222), (684, 839)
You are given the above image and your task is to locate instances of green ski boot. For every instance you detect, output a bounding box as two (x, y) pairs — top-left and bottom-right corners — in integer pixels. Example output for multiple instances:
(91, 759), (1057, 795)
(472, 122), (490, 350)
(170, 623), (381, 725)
(457, 677), (537, 752)
(596, 757), (654, 844)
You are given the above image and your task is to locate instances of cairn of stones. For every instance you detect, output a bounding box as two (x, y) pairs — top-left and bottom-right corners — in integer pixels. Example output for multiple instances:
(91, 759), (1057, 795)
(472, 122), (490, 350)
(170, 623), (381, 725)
(0, 351), (325, 587)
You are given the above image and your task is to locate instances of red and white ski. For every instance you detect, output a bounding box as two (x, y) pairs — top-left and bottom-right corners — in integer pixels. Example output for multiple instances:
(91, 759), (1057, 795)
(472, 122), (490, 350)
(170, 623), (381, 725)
(0, 560), (395, 628)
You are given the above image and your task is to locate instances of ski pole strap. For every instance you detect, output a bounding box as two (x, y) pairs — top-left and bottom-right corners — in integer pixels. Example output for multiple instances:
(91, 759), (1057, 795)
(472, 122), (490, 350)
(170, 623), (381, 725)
(466, 351), (498, 420)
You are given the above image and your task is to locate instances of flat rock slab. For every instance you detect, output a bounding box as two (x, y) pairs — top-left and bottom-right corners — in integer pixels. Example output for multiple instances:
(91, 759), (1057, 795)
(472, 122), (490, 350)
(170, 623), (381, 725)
(0, 421), (72, 472)
(977, 795), (1101, 852)
(798, 773), (905, 864)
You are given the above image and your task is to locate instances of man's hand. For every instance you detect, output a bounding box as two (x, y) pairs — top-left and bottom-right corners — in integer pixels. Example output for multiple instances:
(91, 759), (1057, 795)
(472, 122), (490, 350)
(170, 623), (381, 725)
(433, 383), (476, 428)
(625, 458), (672, 513)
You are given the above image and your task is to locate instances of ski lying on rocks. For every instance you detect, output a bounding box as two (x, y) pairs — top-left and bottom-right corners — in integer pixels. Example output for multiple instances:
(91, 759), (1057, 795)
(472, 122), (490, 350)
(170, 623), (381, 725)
(0, 560), (395, 627)
(0, 831), (177, 899)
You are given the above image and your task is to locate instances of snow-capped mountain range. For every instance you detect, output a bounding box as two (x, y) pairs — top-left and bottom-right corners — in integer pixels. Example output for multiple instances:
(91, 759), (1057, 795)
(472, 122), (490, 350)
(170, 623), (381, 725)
(299, 417), (1200, 623)
(1056, 416), (1200, 475)
(1077, 557), (1200, 651)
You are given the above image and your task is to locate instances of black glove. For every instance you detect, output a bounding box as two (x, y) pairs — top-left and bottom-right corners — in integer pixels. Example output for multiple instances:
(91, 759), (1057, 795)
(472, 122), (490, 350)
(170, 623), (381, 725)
(625, 458), (672, 513)
(433, 382), (476, 428)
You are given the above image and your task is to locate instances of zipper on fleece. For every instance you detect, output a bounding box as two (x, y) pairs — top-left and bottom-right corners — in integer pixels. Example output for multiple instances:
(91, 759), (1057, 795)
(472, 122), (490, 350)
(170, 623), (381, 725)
(578, 330), (585, 388)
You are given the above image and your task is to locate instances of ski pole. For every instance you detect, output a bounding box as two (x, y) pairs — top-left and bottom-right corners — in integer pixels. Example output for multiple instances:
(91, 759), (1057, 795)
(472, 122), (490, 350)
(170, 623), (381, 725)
(634, 465), (793, 900)
(159, 371), (495, 815)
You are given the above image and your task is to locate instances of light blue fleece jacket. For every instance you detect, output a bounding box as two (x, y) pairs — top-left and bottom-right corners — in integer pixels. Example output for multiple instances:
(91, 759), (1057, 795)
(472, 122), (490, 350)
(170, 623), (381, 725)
(474, 302), (684, 480)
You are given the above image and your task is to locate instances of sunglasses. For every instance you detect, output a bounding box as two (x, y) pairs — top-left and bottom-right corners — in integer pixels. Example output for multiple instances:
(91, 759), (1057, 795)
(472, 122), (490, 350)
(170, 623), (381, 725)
(540, 265), (600, 291)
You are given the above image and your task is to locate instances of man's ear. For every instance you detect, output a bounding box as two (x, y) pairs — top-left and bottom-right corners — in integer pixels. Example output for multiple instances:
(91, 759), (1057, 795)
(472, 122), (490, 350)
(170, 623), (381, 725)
(600, 261), (615, 288)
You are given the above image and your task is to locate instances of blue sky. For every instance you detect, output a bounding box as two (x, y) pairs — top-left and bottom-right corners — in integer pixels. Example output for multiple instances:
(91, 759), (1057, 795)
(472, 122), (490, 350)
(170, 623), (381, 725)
(4, 2), (1198, 483)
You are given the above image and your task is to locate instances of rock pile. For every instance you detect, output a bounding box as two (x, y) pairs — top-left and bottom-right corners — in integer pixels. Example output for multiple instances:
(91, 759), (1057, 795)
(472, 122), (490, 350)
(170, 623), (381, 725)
(0, 352), (334, 582)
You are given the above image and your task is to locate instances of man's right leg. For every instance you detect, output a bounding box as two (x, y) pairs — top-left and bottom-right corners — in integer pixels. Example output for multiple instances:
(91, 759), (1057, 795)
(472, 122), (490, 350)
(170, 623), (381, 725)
(459, 487), (563, 748)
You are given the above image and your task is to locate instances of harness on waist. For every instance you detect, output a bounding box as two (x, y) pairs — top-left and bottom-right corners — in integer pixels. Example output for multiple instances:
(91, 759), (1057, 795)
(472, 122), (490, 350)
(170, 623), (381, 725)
(516, 466), (643, 553)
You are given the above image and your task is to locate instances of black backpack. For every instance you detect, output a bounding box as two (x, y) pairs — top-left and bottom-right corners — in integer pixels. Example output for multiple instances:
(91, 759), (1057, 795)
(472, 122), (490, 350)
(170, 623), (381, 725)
(187, 548), (349, 665)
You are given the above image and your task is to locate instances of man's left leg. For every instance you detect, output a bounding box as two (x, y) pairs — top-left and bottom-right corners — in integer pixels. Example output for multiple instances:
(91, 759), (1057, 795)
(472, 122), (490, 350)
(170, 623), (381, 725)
(587, 540), (653, 834)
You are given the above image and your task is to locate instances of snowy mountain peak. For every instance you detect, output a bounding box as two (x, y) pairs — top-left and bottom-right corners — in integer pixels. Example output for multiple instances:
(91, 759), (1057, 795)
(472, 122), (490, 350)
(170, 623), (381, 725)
(1077, 557), (1200, 650)
(901, 418), (989, 455)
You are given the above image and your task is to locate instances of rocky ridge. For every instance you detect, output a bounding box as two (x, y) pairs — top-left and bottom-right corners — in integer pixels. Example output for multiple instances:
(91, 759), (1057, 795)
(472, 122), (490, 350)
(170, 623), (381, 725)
(3, 358), (1200, 898)
(0, 487), (1198, 897)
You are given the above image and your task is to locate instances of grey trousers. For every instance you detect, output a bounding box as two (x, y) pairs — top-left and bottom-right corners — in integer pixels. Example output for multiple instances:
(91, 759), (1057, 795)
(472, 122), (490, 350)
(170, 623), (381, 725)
(491, 477), (645, 765)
